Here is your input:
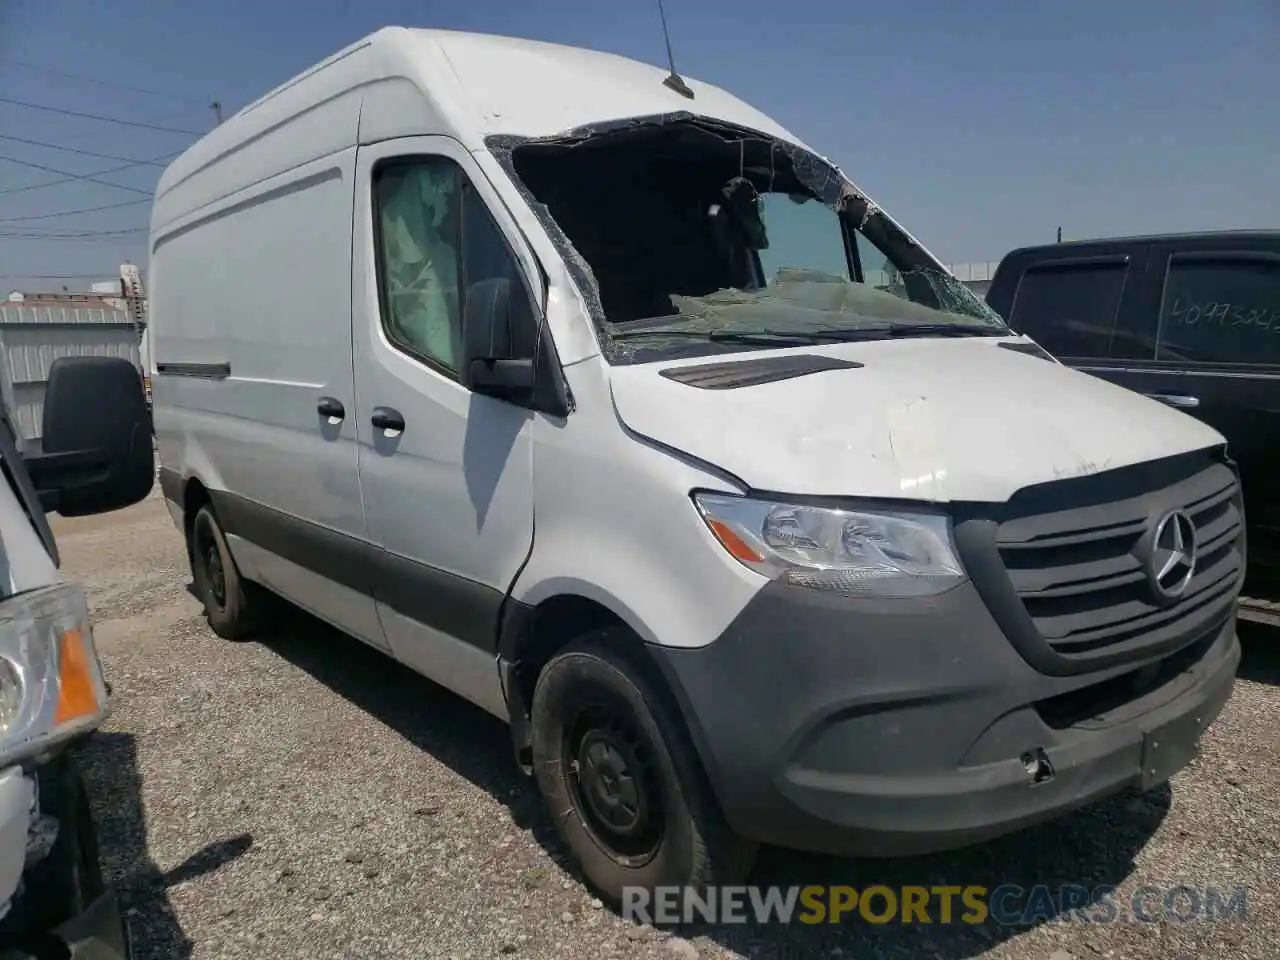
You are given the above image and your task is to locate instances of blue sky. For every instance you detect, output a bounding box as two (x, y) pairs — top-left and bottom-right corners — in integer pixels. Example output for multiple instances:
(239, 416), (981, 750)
(2, 0), (1277, 292)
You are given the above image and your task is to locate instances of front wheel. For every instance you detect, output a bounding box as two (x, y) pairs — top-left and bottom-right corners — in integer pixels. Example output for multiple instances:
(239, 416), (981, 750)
(529, 631), (756, 904)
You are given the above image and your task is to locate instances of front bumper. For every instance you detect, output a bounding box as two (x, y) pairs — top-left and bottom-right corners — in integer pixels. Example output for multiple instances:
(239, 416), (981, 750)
(649, 578), (1239, 857)
(0, 753), (130, 960)
(0, 890), (131, 960)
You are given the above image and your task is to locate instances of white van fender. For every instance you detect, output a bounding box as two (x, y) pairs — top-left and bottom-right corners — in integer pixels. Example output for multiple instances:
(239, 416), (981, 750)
(503, 357), (765, 655)
(157, 430), (247, 566)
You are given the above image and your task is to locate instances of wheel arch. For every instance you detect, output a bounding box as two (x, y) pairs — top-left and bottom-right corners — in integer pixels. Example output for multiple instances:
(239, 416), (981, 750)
(497, 589), (718, 796)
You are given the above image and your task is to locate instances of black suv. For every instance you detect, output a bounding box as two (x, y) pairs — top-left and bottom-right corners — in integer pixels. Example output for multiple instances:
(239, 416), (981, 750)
(986, 230), (1280, 605)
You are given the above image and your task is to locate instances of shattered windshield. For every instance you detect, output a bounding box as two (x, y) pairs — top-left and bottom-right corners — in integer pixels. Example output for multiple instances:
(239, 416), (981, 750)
(490, 115), (1008, 364)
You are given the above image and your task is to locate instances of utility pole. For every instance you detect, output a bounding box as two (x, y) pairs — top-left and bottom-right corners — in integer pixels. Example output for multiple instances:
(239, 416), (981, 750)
(211, 100), (223, 126)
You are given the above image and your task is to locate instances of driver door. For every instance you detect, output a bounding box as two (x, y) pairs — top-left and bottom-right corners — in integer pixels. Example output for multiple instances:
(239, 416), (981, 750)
(350, 135), (543, 718)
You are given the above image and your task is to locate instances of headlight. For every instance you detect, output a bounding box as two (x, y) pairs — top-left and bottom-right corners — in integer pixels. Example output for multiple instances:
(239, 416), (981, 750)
(693, 492), (964, 597)
(0, 583), (106, 766)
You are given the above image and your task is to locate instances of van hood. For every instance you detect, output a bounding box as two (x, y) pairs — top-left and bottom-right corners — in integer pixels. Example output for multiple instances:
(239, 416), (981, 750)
(607, 336), (1226, 503)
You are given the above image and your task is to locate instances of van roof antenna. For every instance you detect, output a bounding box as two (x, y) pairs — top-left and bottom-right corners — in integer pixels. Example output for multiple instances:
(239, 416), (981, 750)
(655, 0), (695, 99)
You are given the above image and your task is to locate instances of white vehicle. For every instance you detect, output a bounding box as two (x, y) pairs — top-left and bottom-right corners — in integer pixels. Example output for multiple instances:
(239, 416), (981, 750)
(150, 28), (1244, 902)
(0, 355), (151, 958)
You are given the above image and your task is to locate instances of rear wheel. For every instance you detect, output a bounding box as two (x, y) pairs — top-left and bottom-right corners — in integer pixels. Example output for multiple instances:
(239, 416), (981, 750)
(529, 630), (756, 904)
(190, 504), (269, 640)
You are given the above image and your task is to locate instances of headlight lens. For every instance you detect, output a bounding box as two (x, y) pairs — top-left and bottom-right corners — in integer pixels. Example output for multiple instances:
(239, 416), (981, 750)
(694, 492), (964, 597)
(0, 657), (22, 736)
(0, 583), (106, 765)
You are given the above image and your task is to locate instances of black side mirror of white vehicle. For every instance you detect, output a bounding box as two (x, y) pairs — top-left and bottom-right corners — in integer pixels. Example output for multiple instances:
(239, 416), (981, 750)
(463, 277), (537, 401)
(26, 356), (155, 516)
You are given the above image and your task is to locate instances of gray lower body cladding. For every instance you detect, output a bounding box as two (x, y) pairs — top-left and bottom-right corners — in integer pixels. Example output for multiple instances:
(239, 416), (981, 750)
(647, 578), (1239, 857)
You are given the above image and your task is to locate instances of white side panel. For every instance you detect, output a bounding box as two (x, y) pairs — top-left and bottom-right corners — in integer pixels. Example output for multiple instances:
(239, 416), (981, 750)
(511, 356), (766, 651)
(150, 93), (382, 650)
(378, 606), (507, 719)
(151, 148), (367, 539)
(355, 76), (452, 145)
(228, 537), (386, 645)
(153, 56), (367, 225)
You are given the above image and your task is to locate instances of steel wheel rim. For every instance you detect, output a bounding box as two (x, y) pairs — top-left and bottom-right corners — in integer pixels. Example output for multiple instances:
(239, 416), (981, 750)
(565, 705), (664, 865)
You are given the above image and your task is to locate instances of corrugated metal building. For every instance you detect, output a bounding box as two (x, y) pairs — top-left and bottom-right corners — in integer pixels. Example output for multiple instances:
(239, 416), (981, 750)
(0, 296), (140, 452)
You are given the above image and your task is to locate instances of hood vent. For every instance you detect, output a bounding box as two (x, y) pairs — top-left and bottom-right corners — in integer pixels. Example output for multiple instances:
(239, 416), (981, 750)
(658, 354), (863, 390)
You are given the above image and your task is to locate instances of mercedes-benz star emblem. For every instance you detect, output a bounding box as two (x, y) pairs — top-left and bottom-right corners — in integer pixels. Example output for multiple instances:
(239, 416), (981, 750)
(1149, 510), (1197, 600)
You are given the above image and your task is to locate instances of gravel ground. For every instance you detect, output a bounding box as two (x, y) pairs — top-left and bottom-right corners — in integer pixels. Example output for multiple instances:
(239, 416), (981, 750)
(52, 489), (1280, 960)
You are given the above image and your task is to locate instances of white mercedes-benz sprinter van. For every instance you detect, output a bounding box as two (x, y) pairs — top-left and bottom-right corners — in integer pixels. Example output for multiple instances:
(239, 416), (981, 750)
(150, 27), (1243, 902)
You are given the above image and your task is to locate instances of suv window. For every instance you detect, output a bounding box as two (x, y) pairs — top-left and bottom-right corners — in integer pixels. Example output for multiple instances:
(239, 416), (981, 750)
(373, 157), (537, 377)
(1157, 255), (1280, 365)
(1007, 260), (1129, 358)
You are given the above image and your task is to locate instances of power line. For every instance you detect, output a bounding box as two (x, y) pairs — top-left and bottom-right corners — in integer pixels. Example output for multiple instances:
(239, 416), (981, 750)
(0, 153), (154, 196)
(0, 234), (147, 243)
(0, 154), (176, 196)
(50, 106), (208, 144)
(0, 135), (176, 166)
(0, 96), (203, 135)
(0, 224), (146, 233)
(1, 161), (140, 197)
(1, 274), (121, 280)
(0, 198), (152, 223)
(0, 227), (148, 238)
(4, 59), (209, 106)
(0, 231), (147, 241)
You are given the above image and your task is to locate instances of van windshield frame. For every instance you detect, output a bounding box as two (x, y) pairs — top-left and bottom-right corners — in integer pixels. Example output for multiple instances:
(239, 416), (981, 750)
(487, 114), (1008, 365)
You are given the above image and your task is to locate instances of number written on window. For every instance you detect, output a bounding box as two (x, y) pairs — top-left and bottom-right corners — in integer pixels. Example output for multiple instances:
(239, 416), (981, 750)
(1158, 258), (1280, 364)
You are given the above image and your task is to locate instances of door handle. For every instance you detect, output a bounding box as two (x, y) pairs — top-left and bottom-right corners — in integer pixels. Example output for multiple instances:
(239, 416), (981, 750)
(317, 396), (345, 422)
(1146, 393), (1200, 410)
(371, 406), (405, 435)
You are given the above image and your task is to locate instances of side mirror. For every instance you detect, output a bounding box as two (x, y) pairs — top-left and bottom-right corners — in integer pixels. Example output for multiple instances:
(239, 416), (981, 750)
(26, 356), (154, 516)
(462, 277), (536, 402)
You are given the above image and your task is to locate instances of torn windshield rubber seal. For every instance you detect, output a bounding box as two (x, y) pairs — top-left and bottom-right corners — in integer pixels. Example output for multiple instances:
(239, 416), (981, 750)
(485, 114), (967, 363)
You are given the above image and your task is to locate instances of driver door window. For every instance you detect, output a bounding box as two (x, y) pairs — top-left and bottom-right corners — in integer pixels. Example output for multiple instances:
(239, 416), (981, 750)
(373, 157), (539, 378)
(374, 159), (463, 374)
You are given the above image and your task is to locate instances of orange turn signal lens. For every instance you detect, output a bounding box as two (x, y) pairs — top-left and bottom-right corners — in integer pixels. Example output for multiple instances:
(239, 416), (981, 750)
(707, 519), (764, 564)
(53, 628), (99, 726)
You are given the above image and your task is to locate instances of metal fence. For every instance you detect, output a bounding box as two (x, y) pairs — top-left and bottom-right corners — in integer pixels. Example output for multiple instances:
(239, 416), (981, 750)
(0, 303), (140, 452)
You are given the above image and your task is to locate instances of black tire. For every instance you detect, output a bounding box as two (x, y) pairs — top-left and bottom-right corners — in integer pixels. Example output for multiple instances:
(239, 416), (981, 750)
(190, 504), (265, 640)
(530, 630), (756, 905)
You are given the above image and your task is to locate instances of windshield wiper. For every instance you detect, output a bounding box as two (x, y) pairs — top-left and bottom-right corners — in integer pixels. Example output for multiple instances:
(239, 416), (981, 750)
(879, 322), (1009, 338)
(612, 322), (1009, 346)
(613, 328), (822, 346)
(705, 323), (1008, 343)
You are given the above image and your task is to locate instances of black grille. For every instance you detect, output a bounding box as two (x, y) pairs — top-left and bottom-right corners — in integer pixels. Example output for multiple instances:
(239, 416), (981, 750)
(994, 455), (1242, 664)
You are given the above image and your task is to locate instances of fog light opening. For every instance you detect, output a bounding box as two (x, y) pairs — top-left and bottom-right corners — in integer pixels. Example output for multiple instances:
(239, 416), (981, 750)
(1021, 748), (1055, 785)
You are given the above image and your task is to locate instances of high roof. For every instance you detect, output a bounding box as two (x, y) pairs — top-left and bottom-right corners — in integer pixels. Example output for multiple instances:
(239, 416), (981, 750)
(156, 27), (814, 201)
